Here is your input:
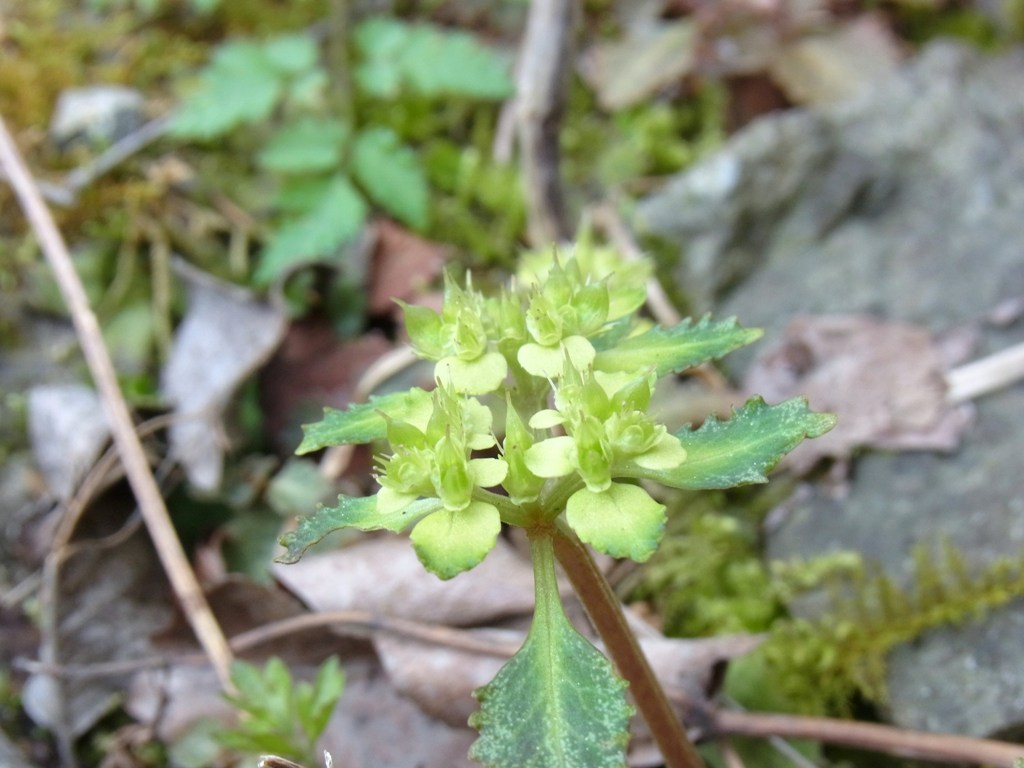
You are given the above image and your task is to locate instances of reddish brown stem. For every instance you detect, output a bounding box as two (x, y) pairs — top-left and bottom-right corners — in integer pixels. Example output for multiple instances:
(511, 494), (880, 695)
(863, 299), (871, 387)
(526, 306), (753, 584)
(552, 527), (705, 768)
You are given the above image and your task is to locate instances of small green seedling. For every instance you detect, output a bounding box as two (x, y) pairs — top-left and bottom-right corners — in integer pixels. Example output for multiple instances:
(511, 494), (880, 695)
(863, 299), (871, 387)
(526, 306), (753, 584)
(279, 241), (835, 767)
(218, 656), (344, 766)
(170, 20), (514, 284)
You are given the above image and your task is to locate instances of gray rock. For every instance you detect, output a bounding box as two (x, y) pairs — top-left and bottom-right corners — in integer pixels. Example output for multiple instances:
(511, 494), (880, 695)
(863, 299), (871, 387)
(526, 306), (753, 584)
(638, 41), (1024, 737)
(49, 85), (145, 149)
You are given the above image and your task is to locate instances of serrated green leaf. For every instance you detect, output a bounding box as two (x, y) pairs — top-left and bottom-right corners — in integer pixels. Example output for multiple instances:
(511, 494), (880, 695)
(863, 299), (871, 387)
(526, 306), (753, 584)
(276, 175), (334, 212)
(470, 534), (631, 767)
(261, 34), (319, 75)
(565, 483), (666, 562)
(297, 388), (433, 453)
(628, 397), (837, 490)
(593, 316), (762, 377)
(354, 18), (513, 100)
(352, 17), (408, 97)
(258, 117), (348, 174)
(170, 41), (284, 139)
(228, 659), (268, 706)
(410, 502), (502, 579)
(402, 25), (514, 99)
(277, 495), (442, 564)
(351, 127), (429, 229)
(256, 174), (367, 284)
(308, 657), (345, 735)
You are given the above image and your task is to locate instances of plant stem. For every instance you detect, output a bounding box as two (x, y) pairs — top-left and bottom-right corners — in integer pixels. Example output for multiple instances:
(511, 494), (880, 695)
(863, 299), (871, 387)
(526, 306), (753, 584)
(552, 526), (705, 768)
(326, 0), (355, 128)
(516, 0), (574, 244)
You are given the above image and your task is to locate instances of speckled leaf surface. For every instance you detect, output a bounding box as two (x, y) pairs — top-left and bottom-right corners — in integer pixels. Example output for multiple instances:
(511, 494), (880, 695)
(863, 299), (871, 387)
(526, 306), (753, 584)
(634, 397), (836, 489)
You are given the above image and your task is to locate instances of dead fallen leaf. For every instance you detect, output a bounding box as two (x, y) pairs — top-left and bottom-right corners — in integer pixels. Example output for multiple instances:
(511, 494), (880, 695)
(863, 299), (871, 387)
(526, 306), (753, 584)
(373, 628), (517, 726)
(161, 270), (286, 491)
(768, 15), (903, 106)
(322, 665), (477, 768)
(581, 18), (697, 111)
(368, 220), (448, 316)
(24, 513), (174, 738)
(259, 322), (394, 455)
(743, 314), (975, 472)
(130, 654), (478, 768)
(27, 384), (110, 502)
(373, 627), (760, 737)
(272, 537), (535, 626)
(128, 577), (367, 742)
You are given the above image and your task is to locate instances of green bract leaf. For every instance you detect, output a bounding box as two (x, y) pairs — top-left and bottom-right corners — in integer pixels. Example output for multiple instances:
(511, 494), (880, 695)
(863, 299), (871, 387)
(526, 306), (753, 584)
(470, 535), (631, 767)
(593, 316), (762, 377)
(297, 388), (433, 454)
(565, 482), (666, 562)
(435, 352), (508, 395)
(400, 302), (445, 358)
(258, 117), (348, 174)
(525, 435), (576, 479)
(410, 502), (502, 579)
(631, 397), (837, 490)
(256, 175), (368, 284)
(276, 495), (442, 564)
(518, 336), (595, 378)
(351, 127), (429, 229)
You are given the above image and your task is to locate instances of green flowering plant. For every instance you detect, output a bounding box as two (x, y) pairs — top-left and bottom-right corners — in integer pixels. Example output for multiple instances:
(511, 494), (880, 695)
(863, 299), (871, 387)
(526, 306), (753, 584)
(278, 240), (835, 768)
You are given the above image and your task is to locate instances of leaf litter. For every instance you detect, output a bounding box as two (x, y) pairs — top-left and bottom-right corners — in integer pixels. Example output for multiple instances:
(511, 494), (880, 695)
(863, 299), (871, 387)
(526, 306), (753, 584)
(160, 266), (287, 492)
(743, 314), (976, 473)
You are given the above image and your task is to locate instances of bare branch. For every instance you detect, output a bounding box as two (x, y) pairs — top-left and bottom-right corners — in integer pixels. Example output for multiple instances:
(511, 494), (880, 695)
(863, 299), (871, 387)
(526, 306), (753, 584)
(0, 114), (235, 691)
(516, 0), (576, 245)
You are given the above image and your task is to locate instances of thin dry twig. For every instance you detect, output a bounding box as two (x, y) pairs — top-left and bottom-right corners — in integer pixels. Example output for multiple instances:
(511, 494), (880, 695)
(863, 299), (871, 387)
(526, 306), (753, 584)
(718, 740), (747, 768)
(15, 609), (523, 682)
(590, 202), (682, 329)
(0, 115), (170, 207)
(0, 115), (235, 691)
(59, 115), (170, 205)
(590, 202), (733, 392)
(946, 340), (1024, 403)
(703, 708), (1024, 768)
(516, 0), (575, 245)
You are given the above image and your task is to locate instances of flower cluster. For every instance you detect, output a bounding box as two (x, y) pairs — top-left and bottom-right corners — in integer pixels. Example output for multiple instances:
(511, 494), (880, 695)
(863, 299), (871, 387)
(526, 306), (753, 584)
(363, 244), (693, 576)
(374, 383), (508, 578)
(291, 241), (776, 578)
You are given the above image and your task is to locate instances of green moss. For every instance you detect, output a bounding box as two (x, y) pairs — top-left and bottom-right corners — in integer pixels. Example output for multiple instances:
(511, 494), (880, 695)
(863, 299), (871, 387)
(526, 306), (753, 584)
(762, 538), (1024, 714)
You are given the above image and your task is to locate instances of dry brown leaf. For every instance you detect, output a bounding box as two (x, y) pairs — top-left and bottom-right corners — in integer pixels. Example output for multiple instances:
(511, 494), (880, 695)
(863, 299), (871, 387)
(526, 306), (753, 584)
(27, 383), (110, 502)
(259, 322), (394, 455)
(768, 15), (903, 105)
(368, 220), (448, 316)
(24, 519), (174, 737)
(743, 314), (974, 472)
(373, 628), (518, 726)
(161, 272), (286, 491)
(322, 665), (477, 768)
(581, 19), (697, 110)
(272, 537), (535, 626)
(372, 623), (760, 730)
(128, 577), (367, 742)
